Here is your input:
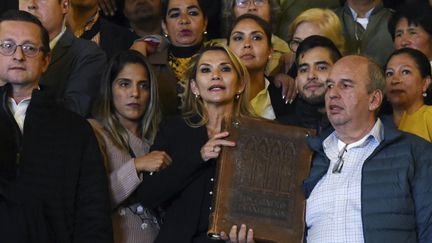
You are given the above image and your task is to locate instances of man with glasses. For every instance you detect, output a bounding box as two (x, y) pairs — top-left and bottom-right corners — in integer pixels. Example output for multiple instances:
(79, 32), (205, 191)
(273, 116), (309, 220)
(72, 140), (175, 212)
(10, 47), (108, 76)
(304, 55), (432, 242)
(19, 0), (106, 117)
(0, 10), (112, 243)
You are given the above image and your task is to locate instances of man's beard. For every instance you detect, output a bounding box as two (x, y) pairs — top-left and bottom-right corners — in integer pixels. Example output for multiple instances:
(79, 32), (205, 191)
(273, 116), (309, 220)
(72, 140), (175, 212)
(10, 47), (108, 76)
(298, 92), (325, 105)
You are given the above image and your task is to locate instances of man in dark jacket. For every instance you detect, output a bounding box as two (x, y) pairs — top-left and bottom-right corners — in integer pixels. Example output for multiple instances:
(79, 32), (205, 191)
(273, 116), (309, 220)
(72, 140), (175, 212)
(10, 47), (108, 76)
(304, 55), (432, 242)
(335, 0), (394, 66)
(19, 0), (106, 117)
(0, 10), (112, 243)
(278, 35), (341, 134)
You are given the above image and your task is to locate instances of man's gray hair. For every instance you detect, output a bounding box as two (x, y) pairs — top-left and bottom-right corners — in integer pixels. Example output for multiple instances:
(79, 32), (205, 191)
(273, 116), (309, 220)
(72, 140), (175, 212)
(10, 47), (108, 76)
(367, 60), (386, 94)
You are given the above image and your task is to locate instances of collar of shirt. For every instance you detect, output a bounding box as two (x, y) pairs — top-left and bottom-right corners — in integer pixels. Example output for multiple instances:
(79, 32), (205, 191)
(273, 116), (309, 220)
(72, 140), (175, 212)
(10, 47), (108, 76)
(306, 118), (384, 243)
(349, 6), (374, 29)
(49, 25), (67, 50)
(8, 96), (32, 133)
(324, 118), (384, 153)
(250, 78), (276, 120)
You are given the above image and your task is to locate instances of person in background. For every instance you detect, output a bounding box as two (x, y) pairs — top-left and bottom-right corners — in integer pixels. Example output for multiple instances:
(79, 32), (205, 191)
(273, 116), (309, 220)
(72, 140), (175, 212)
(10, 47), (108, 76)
(221, 0), (289, 77)
(228, 14), (286, 119)
(388, 2), (432, 65)
(19, 0), (106, 117)
(0, 10), (112, 243)
(305, 55), (432, 243)
(276, 0), (342, 42)
(286, 8), (345, 78)
(141, 0), (208, 116)
(134, 45), (255, 243)
(335, 0), (394, 66)
(220, 0), (298, 104)
(90, 50), (171, 243)
(381, 1), (432, 110)
(384, 48), (432, 141)
(123, 0), (162, 37)
(67, 0), (139, 59)
(278, 35), (342, 133)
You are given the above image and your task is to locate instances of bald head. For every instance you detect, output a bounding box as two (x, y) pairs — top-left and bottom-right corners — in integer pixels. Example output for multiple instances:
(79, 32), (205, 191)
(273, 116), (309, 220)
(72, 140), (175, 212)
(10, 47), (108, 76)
(325, 55), (384, 142)
(332, 55), (385, 94)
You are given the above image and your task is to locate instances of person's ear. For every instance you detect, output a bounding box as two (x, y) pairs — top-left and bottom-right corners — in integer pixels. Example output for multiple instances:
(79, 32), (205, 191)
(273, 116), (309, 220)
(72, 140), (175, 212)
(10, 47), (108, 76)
(268, 47), (274, 60)
(369, 89), (383, 112)
(237, 78), (246, 95)
(161, 21), (168, 37)
(61, 0), (69, 14)
(41, 53), (51, 74)
(190, 79), (200, 96)
(203, 17), (208, 35)
(422, 75), (431, 94)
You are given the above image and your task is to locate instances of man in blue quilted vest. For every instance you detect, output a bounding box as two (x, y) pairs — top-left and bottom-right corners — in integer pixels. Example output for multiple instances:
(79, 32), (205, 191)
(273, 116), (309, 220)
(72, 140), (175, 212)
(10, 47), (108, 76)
(304, 55), (432, 243)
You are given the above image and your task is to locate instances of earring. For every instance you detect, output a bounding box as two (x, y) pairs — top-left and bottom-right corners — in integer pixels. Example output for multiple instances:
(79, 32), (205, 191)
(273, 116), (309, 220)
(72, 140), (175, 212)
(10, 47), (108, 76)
(194, 93), (200, 99)
(235, 93), (240, 100)
(164, 33), (168, 38)
(204, 30), (207, 35)
(423, 92), (428, 97)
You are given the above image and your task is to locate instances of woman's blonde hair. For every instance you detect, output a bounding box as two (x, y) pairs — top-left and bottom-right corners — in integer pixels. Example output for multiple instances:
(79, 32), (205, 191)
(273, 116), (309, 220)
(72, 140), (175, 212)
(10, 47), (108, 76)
(93, 50), (161, 151)
(182, 44), (254, 127)
(289, 8), (345, 54)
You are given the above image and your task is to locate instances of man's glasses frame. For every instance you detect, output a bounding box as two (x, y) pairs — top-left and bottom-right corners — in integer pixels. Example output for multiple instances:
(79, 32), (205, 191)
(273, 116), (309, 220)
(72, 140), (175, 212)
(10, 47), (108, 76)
(0, 40), (44, 58)
(235, 0), (268, 8)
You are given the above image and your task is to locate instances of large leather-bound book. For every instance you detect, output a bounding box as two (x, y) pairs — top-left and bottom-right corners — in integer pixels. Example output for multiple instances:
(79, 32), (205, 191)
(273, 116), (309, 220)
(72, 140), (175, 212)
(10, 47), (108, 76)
(208, 117), (315, 243)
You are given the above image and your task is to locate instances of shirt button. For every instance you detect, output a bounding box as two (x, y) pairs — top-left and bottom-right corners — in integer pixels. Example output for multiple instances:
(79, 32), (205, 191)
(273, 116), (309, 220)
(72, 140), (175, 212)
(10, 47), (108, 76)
(209, 206), (212, 210)
(210, 178), (214, 182)
(209, 191), (213, 195)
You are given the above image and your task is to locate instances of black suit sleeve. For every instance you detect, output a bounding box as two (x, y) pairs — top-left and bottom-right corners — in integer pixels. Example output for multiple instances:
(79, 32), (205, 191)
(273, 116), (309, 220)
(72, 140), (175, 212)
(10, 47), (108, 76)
(64, 41), (106, 117)
(72, 122), (113, 243)
(134, 118), (208, 208)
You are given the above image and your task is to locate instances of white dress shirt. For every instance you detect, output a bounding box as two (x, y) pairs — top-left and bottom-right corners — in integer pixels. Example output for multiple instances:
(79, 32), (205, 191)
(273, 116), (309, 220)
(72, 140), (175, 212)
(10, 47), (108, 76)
(8, 96), (31, 133)
(306, 119), (384, 243)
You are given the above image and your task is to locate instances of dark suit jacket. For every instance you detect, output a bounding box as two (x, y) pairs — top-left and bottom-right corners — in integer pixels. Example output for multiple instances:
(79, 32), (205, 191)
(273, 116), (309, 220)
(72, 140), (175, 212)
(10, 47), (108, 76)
(134, 117), (224, 243)
(0, 84), (113, 243)
(80, 17), (138, 59)
(41, 29), (106, 117)
(99, 18), (138, 59)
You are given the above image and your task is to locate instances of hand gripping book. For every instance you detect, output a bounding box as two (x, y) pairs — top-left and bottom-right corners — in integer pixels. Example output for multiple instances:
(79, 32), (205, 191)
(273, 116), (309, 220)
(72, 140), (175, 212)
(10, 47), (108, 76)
(208, 117), (315, 243)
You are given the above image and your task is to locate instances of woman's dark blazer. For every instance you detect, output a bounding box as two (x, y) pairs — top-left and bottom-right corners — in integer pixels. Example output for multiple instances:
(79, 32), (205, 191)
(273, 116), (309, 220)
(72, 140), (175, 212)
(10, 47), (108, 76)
(134, 116), (224, 243)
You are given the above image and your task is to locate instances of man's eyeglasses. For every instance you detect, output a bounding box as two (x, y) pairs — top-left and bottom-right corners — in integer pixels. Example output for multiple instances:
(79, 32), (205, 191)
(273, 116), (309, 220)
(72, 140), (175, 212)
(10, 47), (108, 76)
(332, 144), (348, 173)
(288, 39), (301, 53)
(236, 0), (267, 8)
(0, 40), (44, 58)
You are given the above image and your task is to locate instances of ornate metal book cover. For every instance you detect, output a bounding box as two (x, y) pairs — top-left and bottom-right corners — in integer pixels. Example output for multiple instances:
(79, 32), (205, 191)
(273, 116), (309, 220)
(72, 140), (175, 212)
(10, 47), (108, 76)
(208, 117), (315, 243)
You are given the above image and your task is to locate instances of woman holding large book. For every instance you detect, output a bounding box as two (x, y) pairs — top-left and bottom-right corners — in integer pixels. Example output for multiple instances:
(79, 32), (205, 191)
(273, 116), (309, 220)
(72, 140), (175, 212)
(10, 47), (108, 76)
(134, 45), (255, 243)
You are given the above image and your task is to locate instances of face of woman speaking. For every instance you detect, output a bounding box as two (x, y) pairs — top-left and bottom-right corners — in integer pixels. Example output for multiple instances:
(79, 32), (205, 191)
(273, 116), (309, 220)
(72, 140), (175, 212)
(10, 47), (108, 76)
(228, 18), (272, 72)
(191, 50), (244, 107)
(162, 0), (207, 47)
(112, 63), (151, 126)
(385, 53), (430, 110)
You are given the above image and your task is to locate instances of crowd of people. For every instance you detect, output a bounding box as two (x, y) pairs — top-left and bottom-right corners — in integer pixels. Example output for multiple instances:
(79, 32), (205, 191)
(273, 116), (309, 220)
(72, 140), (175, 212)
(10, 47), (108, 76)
(0, 0), (432, 242)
